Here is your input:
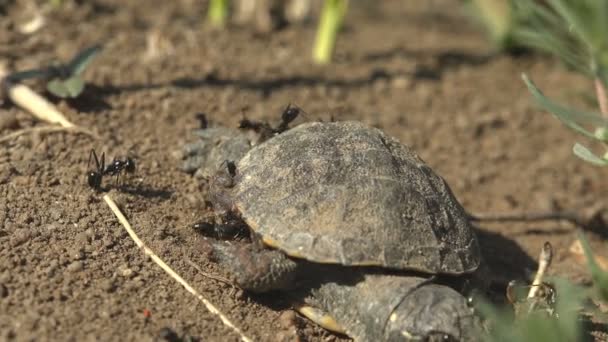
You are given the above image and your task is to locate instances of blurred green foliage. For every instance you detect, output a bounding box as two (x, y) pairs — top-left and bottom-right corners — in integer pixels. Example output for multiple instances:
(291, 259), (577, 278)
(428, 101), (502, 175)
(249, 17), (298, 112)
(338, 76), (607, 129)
(208, 0), (229, 28)
(313, 0), (349, 64)
(510, 0), (608, 165)
(8, 45), (102, 98)
(478, 278), (584, 342)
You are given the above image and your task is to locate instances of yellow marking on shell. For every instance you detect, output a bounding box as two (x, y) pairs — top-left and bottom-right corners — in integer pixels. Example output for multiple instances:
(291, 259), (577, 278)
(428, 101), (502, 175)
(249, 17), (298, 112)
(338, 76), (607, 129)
(262, 237), (306, 259)
(390, 313), (398, 322)
(296, 305), (346, 334)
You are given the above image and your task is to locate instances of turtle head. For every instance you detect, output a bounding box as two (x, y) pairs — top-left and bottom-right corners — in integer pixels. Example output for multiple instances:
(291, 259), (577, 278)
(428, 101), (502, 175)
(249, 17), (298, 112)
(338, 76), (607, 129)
(385, 284), (481, 341)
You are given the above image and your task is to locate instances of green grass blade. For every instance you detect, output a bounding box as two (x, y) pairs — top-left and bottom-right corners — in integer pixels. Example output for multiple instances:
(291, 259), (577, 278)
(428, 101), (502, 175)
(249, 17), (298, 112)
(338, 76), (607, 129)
(7, 68), (51, 81)
(522, 74), (608, 139)
(313, 0), (349, 64)
(68, 45), (102, 76)
(208, 0), (229, 28)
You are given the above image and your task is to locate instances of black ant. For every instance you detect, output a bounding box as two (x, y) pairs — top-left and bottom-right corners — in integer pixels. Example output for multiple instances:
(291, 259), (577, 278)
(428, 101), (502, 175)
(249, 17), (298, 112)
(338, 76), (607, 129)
(225, 160), (236, 177)
(275, 103), (302, 133)
(87, 149), (105, 190)
(238, 103), (304, 140)
(86, 149), (136, 191)
(192, 219), (249, 240)
(195, 112), (208, 129)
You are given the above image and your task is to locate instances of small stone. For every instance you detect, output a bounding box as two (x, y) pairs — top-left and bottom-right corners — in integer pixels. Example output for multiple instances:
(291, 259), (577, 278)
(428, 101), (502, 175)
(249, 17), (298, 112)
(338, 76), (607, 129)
(126, 277), (144, 290)
(69, 247), (85, 260)
(66, 261), (83, 273)
(120, 267), (136, 278)
(100, 279), (115, 293)
(390, 75), (411, 89)
(75, 231), (90, 245)
(277, 310), (297, 329)
(0, 112), (19, 131)
(10, 229), (31, 247)
(45, 224), (58, 231)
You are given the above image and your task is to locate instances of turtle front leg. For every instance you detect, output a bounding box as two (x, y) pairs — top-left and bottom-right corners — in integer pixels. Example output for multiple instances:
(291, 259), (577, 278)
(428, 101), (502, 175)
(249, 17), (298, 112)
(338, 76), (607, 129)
(211, 241), (299, 292)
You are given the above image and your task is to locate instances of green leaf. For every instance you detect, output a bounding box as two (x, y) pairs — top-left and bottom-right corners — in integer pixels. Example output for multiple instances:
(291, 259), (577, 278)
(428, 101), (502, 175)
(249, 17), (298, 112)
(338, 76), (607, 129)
(66, 45), (102, 76)
(572, 143), (608, 166)
(594, 127), (608, 141)
(522, 74), (608, 139)
(7, 68), (52, 81)
(46, 76), (84, 98)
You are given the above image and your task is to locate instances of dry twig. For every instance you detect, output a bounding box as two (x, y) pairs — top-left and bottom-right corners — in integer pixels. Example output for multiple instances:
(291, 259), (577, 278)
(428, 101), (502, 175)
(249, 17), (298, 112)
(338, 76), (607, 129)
(1, 78), (76, 128)
(102, 194), (253, 342)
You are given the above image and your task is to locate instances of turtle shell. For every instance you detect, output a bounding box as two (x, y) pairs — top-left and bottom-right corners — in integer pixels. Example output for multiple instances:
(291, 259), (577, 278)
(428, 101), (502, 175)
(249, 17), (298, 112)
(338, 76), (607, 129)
(232, 121), (480, 275)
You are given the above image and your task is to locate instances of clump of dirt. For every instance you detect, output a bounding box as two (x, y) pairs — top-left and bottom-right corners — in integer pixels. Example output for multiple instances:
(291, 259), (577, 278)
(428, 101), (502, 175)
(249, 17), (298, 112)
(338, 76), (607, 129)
(1, 0), (607, 341)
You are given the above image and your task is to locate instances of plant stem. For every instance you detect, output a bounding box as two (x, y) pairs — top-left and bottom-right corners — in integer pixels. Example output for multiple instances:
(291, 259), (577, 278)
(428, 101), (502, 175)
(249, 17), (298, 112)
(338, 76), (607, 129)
(208, 0), (230, 28)
(595, 78), (608, 117)
(313, 0), (349, 64)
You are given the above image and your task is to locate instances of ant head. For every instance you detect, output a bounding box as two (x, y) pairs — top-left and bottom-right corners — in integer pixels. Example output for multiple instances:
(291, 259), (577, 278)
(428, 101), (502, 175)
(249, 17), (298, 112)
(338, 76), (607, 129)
(125, 157), (136, 173)
(282, 104), (300, 123)
(87, 171), (102, 190)
(239, 118), (254, 129)
(226, 160), (237, 177)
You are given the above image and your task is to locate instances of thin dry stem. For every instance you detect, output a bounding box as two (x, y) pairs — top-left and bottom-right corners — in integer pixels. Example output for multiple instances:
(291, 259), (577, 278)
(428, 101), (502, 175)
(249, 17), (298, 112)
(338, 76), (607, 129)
(102, 195), (253, 342)
(2, 79), (75, 128)
(185, 258), (235, 286)
(528, 242), (553, 299)
(595, 78), (608, 117)
(0, 125), (98, 144)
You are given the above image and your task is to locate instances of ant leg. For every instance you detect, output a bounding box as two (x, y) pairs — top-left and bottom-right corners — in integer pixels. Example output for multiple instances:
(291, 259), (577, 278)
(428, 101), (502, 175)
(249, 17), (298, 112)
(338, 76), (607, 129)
(88, 149), (99, 171)
(100, 152), (105, 174)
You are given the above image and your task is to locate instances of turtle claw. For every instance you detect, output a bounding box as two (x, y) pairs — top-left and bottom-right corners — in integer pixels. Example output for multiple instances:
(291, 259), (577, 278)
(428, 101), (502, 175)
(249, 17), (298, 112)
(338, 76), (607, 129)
(210, 241), (299, 293)
(295, 305), (346, 335)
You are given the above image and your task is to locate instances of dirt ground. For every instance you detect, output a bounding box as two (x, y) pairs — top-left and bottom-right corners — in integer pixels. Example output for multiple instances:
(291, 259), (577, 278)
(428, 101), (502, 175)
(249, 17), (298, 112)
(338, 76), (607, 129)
(1, 0), (608, 341)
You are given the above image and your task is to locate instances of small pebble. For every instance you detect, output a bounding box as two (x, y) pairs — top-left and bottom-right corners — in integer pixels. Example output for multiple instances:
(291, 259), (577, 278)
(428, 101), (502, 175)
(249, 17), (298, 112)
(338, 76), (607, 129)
(66, 261), (83, 273)
(0, 112), (19, 131)
(277, 310), (297, 329)
(69, 247), (85, 260)
(10, 229), (32, 247)
(120, 267), (136, 278)
(100, 279), (115, 293)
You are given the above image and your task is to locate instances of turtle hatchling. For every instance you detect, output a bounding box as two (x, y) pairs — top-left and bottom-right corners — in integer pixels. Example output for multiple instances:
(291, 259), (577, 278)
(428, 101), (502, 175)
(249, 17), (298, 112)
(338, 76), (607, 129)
(181, 120), (483, 341)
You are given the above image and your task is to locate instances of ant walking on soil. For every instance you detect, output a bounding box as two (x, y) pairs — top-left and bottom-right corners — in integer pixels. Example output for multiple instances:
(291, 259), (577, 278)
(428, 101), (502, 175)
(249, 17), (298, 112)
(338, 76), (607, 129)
(87, 149), (136, 191)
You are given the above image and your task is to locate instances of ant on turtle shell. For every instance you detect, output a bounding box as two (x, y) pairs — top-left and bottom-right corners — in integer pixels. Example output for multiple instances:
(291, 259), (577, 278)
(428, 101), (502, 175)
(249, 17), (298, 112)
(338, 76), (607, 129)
(239, 103), (304, 140)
